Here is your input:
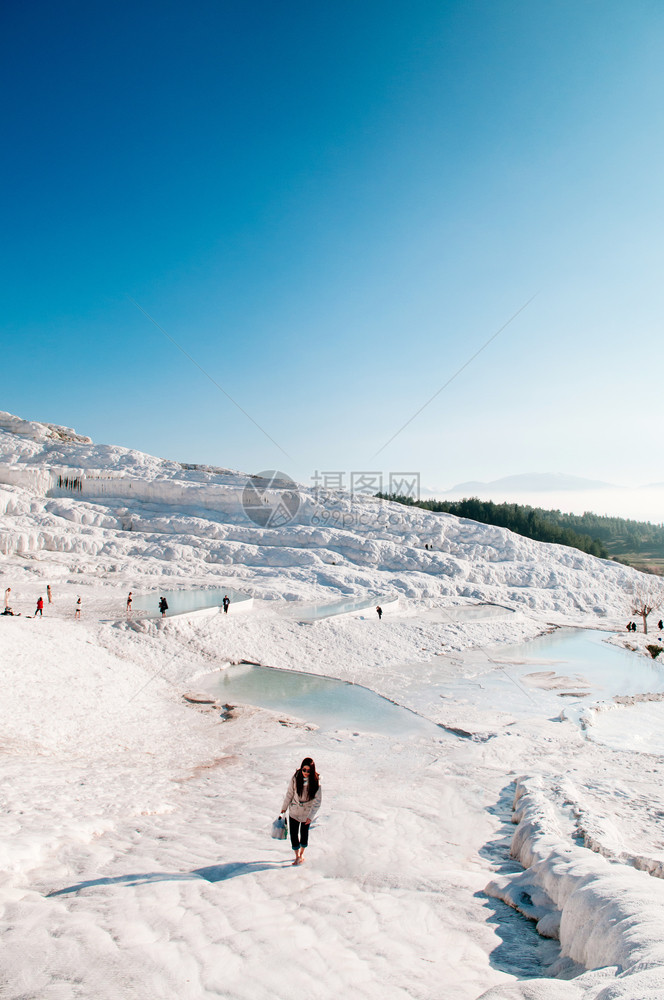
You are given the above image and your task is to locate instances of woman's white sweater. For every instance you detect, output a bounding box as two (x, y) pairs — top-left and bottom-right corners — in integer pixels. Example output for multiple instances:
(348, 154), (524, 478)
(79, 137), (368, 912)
(281, 775), (322, 822)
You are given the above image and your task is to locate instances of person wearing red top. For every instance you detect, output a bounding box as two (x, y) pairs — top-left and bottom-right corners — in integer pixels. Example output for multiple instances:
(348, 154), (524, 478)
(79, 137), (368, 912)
(35, 596), (44, 617)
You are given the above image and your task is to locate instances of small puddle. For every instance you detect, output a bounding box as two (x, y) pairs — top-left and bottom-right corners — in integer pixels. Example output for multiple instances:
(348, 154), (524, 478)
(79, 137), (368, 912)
(200, 664), (447, 739)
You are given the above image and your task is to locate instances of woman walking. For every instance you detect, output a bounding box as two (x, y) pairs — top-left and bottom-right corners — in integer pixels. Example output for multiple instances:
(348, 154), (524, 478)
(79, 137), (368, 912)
(280, 757), (321, 866)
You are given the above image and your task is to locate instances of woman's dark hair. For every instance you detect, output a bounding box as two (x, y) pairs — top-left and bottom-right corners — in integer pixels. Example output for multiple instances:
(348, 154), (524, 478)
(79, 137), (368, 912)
(295, 757), (319, 798)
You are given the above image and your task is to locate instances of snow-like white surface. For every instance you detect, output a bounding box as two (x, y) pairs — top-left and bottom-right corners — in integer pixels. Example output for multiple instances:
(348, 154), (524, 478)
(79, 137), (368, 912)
(2, 412), (664, 999)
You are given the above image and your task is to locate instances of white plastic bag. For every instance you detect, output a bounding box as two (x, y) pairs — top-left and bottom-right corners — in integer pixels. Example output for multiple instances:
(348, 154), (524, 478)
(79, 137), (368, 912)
(271, 816), (288, 840)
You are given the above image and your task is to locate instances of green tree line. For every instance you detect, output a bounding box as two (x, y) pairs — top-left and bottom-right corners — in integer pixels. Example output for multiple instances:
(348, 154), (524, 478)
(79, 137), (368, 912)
(376, 493), (619, 558)
(543, 509), (664, 556)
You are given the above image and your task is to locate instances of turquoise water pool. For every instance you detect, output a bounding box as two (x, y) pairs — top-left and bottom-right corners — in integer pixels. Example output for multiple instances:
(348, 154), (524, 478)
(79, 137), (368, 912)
(199, 629), (662, 738)
(201, 663), (446, 739)
(389, 628), (664, 721)
(131, 586), (250, 618)
(491, 628), (664, 699)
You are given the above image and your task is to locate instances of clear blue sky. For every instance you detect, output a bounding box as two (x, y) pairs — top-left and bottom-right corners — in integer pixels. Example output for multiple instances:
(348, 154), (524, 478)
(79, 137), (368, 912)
(2, 1), (663, 492)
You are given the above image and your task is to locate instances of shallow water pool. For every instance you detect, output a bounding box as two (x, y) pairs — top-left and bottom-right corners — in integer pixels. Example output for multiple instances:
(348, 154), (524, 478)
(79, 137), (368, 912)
(397, 628), (664, 719)
(490, 628), (664, 700)
(201, 663), (446, 740)
(285, 595), (395, 621)
(131, 586), (250, 618)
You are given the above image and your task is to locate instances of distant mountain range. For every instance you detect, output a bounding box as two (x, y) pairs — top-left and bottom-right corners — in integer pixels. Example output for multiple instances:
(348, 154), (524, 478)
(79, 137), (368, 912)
(445, 473), (617, 493)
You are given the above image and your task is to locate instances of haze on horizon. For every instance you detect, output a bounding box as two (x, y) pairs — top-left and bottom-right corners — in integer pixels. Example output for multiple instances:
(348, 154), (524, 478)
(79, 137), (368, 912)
(2, 1), (663, 506)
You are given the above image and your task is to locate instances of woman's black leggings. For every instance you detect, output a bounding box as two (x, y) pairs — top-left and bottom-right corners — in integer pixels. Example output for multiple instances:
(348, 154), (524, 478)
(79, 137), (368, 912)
(288, 816), (309, 851)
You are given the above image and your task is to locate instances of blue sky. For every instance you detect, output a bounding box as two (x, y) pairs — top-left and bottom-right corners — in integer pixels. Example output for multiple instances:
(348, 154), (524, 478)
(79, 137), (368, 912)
(2, 1), (663, 495)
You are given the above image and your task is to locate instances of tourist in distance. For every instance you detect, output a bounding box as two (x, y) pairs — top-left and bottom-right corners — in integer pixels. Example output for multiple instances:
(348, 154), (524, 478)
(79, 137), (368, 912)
(126, 592), (133, 615)
(35, 596), (44, 617)
(75, 597), (81, 619)
(222, 595), (230, 614)
(47, 585), (52, 604)
(376, 605), (383, 620)
(4, 587), (11, 609)
(158, 596), (168, 617)
(280, 757), (321, 866)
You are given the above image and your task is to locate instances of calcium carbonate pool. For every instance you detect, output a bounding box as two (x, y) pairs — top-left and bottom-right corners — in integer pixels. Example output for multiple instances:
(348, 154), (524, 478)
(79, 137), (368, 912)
(199, 628), (663, 741)
(394, 628), (664, 720)
(131, 586), (250, 618)
(490, 628), (664, 700)
(283, 595), (397, 621)
(201, 663), (447, 740)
